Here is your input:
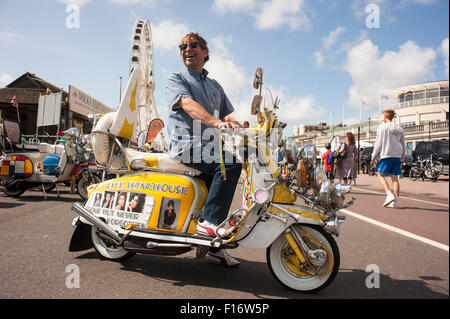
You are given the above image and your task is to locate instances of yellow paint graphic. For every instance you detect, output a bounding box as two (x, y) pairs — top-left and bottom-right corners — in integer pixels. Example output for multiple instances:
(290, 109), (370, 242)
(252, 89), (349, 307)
(117, 119), (134, 140)
(129, 79), (138, 112)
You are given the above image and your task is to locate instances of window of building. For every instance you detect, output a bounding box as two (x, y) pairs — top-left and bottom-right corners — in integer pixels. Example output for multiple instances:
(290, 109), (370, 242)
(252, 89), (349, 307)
(405, 91), (414, 102)
(407, 142), (413, 150)
(426, 88), (439, 98)
(414, 90), (425, 100)
(440, 86), (449, 97)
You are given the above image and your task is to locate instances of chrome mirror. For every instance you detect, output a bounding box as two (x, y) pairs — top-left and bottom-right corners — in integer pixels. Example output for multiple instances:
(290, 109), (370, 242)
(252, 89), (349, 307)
(253, 67), (263, 90)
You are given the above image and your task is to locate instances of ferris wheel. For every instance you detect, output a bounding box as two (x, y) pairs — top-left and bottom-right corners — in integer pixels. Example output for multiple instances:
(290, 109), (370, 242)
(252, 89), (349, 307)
(129, 19), (166, 150)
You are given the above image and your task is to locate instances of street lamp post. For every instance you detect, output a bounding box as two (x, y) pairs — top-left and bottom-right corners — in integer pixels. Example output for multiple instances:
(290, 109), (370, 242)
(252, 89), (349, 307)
(119, 76), (123, 105)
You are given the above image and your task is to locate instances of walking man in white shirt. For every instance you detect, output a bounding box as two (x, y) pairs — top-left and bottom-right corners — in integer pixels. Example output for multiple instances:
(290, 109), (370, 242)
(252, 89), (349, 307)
(371, 109), (406, 208)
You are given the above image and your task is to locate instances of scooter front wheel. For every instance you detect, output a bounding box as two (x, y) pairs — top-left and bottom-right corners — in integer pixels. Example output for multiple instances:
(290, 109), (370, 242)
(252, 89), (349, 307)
(91, 226), (135, 262)
(267, 224), (340, 293)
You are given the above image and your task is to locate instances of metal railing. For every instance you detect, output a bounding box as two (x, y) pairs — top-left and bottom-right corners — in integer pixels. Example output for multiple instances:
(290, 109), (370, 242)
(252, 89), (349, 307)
(390, 96), (449, 109)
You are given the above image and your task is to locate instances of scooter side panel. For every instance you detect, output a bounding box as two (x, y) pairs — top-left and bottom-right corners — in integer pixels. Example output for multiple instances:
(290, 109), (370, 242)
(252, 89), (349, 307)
(84, 172), (200, 234)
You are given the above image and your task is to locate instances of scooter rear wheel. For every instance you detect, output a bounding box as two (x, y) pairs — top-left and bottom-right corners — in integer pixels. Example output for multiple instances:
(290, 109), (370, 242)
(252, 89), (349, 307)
(267, 224), (340, 293)
(91, 226), (135, 262)
(1, 185), (26, 197)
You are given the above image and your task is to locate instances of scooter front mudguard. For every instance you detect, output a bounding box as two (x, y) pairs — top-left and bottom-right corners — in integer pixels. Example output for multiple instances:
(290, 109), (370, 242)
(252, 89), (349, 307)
(69, 218), (93, 252)
(237, 204), (325, 249)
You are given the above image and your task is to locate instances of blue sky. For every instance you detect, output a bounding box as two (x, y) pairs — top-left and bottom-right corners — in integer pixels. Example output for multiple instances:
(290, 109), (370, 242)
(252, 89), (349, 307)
(0, 0), (448, 137)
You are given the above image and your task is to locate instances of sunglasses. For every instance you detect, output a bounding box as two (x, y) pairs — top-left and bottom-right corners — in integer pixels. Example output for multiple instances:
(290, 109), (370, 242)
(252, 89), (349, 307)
(178, 42), (201, 51)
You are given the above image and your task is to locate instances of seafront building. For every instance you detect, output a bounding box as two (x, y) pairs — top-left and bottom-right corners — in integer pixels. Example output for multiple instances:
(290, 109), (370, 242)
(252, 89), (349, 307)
(293, 80), (449, 150)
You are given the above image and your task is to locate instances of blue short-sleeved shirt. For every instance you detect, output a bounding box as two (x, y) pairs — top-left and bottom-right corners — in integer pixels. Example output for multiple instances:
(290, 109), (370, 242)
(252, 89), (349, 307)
(165, 68), (234, 160)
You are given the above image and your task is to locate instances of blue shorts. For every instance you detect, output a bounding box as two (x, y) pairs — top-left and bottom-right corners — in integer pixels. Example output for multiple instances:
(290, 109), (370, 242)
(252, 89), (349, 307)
(377, 158), (401, 175)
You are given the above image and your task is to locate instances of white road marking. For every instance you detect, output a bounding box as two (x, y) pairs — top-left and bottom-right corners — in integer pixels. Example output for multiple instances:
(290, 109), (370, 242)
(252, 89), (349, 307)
(340, 208), (449, 252)
(353, 187), (449, 207)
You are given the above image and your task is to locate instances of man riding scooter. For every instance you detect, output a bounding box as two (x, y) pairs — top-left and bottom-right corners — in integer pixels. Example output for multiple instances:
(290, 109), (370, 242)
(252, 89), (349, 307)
(165, 32), (243, 267)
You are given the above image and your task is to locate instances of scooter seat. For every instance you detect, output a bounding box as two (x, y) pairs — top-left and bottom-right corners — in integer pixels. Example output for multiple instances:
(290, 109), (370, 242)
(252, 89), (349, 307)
(124, 148), (201, 176)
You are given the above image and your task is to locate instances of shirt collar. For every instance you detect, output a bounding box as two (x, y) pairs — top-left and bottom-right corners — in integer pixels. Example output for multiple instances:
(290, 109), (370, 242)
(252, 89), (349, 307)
(186, 67), (209, 81)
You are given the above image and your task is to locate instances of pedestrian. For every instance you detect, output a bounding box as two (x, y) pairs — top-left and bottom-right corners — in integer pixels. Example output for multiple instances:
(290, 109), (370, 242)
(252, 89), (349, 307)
(337, 132), (357, 184)
(322, 143), (334, 182)
(165, 32), (242, 266)
(371, 109), (405, 208)
(273, 144), (285, 165)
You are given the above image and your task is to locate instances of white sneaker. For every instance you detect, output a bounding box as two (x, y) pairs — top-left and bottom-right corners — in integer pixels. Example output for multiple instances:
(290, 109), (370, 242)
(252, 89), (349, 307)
(383, 193), (395, 207)
(205, 249), (240, 267)
(388, 199), (399, 208)
(197, 219), (226, 237)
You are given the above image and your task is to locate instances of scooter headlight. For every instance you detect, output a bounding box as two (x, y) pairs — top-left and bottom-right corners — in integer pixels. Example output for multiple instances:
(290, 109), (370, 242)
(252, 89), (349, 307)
(252, 188), (270, 204)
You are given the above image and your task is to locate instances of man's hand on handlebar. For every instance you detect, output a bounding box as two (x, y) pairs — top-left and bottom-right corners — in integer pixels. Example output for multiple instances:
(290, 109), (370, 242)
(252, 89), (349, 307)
(218, 121), (243, 129)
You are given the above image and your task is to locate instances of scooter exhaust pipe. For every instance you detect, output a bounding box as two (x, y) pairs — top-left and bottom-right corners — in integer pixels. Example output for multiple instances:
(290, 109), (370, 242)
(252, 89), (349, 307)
(71, 203), (122, 243)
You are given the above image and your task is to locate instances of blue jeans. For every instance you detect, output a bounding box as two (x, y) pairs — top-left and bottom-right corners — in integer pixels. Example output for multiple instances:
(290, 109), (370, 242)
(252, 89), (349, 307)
(182, 150), (242, 225)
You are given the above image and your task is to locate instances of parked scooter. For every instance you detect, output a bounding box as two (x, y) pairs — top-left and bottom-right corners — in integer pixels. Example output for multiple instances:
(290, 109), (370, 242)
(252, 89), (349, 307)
(68, 67), (353, 293)
(69, 133), (101, 199)
(0, 127), (98, 198)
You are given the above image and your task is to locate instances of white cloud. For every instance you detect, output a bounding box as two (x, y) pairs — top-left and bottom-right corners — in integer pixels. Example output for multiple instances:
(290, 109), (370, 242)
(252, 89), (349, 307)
(398, 0), (438, 7)
(211, 0), (258, 14)
(439, 38), (449, 78)
(0, 73), (14, 86)
(314, 51), (325, 67)
(211, 0), (310, 31)
(314, 26), (346, 68)
(254, 0), (310, 31)
(207, 36), (249, 97)
(108, 0), (170, 5)
(322, 26), (346, 50)
(343, 38), (437, 111)
(58, 0), (91, 7)
(151, 20), (190, 52)
(276, 92), (325, 124)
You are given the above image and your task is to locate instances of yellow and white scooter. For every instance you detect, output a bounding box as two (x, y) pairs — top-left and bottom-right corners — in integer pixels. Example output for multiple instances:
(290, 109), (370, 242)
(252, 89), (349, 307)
(69, 67), (353, 293)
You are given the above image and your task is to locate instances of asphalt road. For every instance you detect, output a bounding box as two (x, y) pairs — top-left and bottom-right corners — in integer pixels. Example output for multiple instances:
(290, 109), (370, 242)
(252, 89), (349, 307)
(0, 177), (448, 300)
